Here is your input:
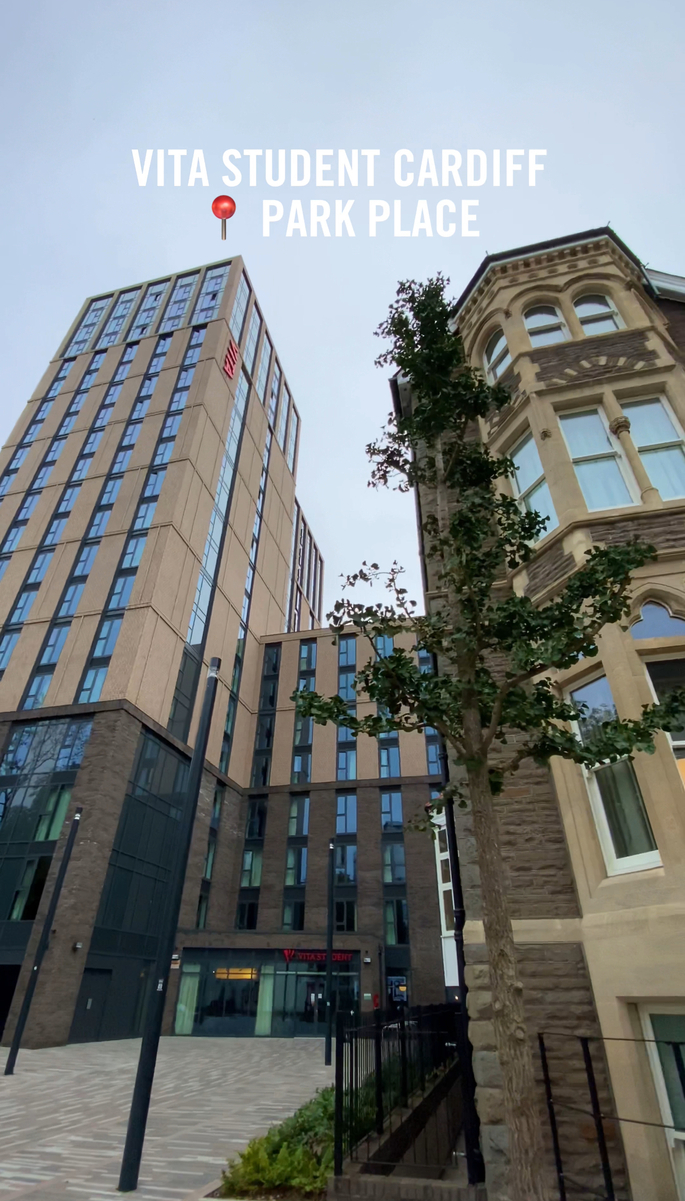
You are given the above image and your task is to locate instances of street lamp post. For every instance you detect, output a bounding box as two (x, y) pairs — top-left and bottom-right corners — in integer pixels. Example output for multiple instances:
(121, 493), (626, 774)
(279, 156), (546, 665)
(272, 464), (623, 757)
(118, 658), (221, 1192)
(324, 838), (335, 1066)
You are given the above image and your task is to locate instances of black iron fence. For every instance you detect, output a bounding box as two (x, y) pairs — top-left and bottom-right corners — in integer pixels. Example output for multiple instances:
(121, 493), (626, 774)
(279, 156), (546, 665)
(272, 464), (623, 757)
(539, 1030), (685, 1201)
(333, 1004), (466, 1176)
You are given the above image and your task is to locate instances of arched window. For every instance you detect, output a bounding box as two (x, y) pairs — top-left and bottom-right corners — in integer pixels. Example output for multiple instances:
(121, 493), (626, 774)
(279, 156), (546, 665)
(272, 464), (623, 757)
(630, 602), (685, 639)
(524, 305), (568, 347)
(483, 328), (511, 382)
(574, 294), (621, 336)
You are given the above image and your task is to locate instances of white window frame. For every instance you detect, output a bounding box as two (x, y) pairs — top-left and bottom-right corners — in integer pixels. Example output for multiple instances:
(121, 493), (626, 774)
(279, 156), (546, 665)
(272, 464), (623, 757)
(510, 431), (559, 538)
(523, 303), (570, 347)
(639, 1005), (685, 1201)
(623, 396), (685, 500)
(573, 292), (623, 336)
(483, 328), (511, 383)
(559, 405), (640, 510)
(567, 675), (661, 876)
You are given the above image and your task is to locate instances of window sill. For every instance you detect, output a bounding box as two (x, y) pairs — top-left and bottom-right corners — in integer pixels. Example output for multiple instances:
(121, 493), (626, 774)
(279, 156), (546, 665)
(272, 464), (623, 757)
(601, 855), (663, 880)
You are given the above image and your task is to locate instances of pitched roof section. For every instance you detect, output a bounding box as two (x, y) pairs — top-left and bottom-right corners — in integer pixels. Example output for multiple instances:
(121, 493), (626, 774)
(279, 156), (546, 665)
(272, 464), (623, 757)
(454, 227), (648, 316)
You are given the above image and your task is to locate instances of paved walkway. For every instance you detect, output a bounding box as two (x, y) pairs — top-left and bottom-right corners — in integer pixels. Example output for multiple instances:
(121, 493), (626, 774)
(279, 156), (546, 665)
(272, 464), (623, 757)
(0, 1038), (333, 1201)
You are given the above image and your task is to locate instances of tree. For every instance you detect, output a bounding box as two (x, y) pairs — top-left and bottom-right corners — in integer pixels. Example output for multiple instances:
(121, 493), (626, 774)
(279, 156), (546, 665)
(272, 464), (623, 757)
(293, 275), (685, 1201)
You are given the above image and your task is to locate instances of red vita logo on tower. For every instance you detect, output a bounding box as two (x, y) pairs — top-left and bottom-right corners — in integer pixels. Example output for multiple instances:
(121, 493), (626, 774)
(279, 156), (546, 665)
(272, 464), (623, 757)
(223, 341), (239, 378)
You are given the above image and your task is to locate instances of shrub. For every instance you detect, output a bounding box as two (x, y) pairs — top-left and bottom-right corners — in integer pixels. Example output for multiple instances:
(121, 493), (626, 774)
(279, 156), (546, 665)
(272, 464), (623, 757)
(219, 1086), (335, 1197)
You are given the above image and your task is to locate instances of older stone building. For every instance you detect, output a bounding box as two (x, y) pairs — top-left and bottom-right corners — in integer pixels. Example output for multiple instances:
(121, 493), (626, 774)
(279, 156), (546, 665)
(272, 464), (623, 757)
(394, 228), (685, 1199)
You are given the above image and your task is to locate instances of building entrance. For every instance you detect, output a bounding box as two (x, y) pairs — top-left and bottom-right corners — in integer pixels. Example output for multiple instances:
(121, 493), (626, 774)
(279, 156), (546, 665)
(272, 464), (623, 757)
(175, 948), (360, 1038)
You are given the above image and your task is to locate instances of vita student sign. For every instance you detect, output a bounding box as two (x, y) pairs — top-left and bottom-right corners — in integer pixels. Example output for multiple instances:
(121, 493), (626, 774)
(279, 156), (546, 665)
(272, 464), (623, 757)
(131, 146), (547, 238)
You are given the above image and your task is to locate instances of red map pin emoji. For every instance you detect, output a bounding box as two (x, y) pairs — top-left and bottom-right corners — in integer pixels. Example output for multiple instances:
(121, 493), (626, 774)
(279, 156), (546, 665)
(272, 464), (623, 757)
(212, 195), (236, 240)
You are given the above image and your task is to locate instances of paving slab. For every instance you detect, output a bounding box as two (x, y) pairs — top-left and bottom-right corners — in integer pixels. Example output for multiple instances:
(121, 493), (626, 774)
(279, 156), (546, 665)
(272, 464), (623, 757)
(0, 1038), (333, 1201)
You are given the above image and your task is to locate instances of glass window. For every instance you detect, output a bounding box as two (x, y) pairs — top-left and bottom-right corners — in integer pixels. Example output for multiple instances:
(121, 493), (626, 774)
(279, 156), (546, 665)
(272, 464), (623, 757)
(646, 1011), (685, 1134)
(631, 602), (685, 640)
(0, 631), (20, 670)
(511, 434), (558, 535)
(192, 264), (230, 324)
(73, 544), (98, 577)
(299, 640), (317, 672)
(335, 844), (357, 883)
(426, 740), (441, 776)
(381, 791), (403, 830)
(112, 449), (132, 474)
(255, 333), (272, 402)
(337, 748), (356, 781)
(293, 714), (313, 747)
(230, 275), (251, 341)
(560, 409), (635, 510)
(33, 784), (71, 842)
(570, 675), (659, 872)
(483, 328), (512, 382)
(646, 660), (685, 766)
(40, 623), (70, 666)
(241, 849), (263, 888)
(96, 289), (141, 348)
(243, 305), (262, 375)
(288, 795), (310, 837)
(101, 476), (122, 506)
(16, 492), (40, 521)
(286, 410), (299, 474)
(524, 304), (568, 347)
(291, 751), (311, 785)
(236, 900), (258, 930)
(65, 295), (112, 355)
(379, 744), (401, 779)
(10, 589), (38, 624)
(376, 635), (394, 658)
(58, 583), (84, 618)
(78, 665), (108, 703)
(129, 281), (169, 339)
(623, 399), (685, 500)
(285, 846), (308, 886)
(246, 798), (267, 840)
(93, 616), (122, 659)
(87, 509), (110, 539)
(283, 900), (305, 932)
(9, 857), (51, 921)
(385, 898), (409, 945)
(383, 843), (406, 884)
(277, 387), (290, 450)
(133, 502), (156, 531)
(27, 550), (54, 584)
(203, 829), (217, 881)
(335, 899), (356, 932)
(268, 362), (281, 429)
(106, 571), (134, 610)
(338, 670), (356, 701)
(122, 535), (146, 570)
(2, 525), (23, 553)
(336, 794), (357, 834)
(338, 636), (356, 667)
(22, 672), (52, 710)
(159, 273), (199, 333)
(574, 294), (620, 336)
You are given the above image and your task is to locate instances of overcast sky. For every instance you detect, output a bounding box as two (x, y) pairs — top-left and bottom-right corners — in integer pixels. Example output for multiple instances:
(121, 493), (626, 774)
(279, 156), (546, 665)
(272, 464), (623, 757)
(2, 0), (684, 619)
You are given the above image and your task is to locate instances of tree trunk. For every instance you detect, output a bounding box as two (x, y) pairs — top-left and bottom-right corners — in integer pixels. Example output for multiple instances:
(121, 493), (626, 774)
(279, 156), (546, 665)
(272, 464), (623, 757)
(466, 754), (548, 1201)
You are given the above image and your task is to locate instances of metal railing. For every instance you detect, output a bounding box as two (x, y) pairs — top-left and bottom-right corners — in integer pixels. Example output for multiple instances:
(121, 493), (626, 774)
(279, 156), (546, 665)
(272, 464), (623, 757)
(333, 1004), (466, 1176)
(538, 1030), (685, 1201)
